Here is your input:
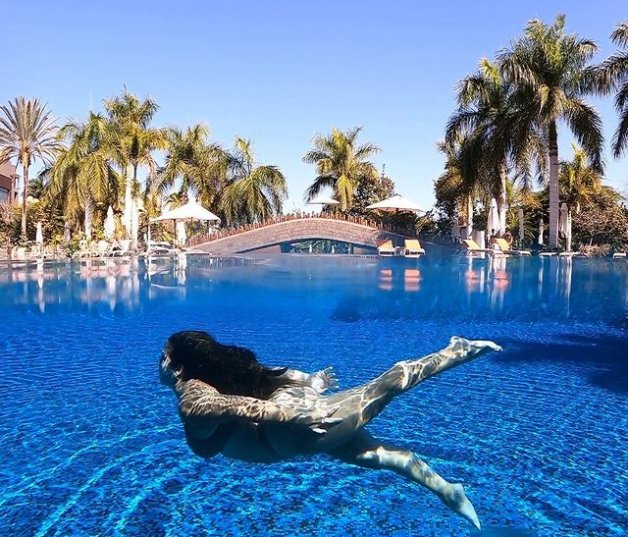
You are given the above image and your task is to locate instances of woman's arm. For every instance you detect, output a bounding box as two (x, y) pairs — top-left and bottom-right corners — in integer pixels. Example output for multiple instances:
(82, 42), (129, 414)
(277, 367), (338, 393)
(178, 380), (341, 435)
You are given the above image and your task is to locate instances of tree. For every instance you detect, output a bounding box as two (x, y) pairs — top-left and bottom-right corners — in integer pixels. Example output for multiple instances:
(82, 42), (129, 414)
(434, 135), (489, 237)
(597, 21), (628, 157)
(303, 127), (380, 211)
(43, 113), (119, 239)
(447, 59), (545, 234)
(220, 138), (288, 225)
(498, 15), (604, 248)
(154, 124), (229, 210)
(572, 186), (628, 249)
(558, 143), (602, 251)
(0, 97), (60, 237)
(350, 167), (395, 216)
(104, 90), (168, 238)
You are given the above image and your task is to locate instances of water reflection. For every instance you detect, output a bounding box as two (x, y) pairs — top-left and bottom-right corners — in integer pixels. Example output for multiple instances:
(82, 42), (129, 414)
(0, 256), (199, 313)
(1, 254), (626, 323)
(343, 255), (626, 323)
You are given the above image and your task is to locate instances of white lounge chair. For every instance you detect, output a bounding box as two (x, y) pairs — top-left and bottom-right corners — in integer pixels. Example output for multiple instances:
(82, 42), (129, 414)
(377, 240), (396, 257)
(404, 239), (425, 258)
(494, 238), (531, 256)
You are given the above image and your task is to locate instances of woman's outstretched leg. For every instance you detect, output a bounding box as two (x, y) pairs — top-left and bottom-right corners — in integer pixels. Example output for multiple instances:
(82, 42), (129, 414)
(329, 430), (481, 530)
(305, 337), (500, 451)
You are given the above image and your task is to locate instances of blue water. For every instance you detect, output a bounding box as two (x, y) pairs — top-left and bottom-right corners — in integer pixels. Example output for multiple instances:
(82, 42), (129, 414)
(0, 253), (626, 537)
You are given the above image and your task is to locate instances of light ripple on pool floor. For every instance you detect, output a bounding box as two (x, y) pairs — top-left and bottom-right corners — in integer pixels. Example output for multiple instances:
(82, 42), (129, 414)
(0, 256), (626, 536)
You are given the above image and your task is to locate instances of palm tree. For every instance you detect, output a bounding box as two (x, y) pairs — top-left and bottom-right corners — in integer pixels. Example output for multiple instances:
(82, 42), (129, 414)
(303, 127), (380, 211)
(104, 90), (168, 238)
(597, 21), (628, 158)
(0, 97), (60, 237)
(43, 113), (119, 239)
(558, 143), (602, 251)
(154, 124), (229, 209)
(435, 135), (489, 237)
(220, 138), (287, 225)
(447, 59), (545, 235)
(498, 15), (604, 248)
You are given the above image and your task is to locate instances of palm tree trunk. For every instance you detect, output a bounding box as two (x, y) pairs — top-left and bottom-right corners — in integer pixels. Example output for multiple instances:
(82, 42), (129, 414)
(84, 195), (94, 240)
(20, 160), (29, 238)
(497, 162), (508, 235)
(548, 121), (559, 248)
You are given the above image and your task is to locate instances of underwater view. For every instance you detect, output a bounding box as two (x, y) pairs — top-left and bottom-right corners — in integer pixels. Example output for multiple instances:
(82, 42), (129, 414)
(0, 254), (626, 537)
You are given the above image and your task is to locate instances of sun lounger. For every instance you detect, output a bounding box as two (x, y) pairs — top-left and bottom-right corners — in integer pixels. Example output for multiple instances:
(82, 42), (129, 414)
(404, 239), (425, 258)
(377, 240), (396, 257)
(462, 239), (493, 254)
(494, 238), (531, 256)
(612, 252), (626, 259)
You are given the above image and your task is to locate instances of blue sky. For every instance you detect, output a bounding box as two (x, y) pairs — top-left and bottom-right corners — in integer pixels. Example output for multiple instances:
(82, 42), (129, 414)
(1, 0), (626, 211)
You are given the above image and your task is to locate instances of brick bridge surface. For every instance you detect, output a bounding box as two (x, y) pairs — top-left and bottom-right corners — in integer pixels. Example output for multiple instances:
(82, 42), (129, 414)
(192, 218), (411, 255)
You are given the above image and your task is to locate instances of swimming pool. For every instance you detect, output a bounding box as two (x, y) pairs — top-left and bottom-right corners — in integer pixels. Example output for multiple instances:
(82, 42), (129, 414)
(0, 254), (626, 536)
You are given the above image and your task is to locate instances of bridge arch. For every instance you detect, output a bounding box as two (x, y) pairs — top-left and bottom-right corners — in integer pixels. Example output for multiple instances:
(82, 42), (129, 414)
(190, 217), (411, 255)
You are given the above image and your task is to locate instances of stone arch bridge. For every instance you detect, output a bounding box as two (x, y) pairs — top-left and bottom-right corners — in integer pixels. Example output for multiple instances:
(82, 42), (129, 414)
(188, 216), (413, 255)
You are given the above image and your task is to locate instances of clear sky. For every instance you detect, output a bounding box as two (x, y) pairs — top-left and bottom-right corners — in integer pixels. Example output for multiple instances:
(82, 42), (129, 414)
(1, 0), (626, 211)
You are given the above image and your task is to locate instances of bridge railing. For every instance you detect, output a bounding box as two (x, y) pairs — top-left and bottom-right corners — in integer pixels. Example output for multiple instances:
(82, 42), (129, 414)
(187, 212), (416, 246)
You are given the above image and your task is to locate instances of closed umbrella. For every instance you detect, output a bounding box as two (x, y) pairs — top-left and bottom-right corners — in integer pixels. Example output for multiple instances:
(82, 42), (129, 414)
(451, 220), (460, 242)
(559, 203), (568, 235)
(176, 220), (187, 246)
(104, 206), (115, 240)
(131, 200), (139, 248)
(487, 199), (500, 237)
(538, 219), (545, 246)
(36, 222), (43, 245)
(518, 208), (525, 243)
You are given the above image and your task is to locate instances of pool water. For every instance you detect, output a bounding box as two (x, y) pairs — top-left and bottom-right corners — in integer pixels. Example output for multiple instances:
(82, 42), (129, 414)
(0, 254), (626, 537)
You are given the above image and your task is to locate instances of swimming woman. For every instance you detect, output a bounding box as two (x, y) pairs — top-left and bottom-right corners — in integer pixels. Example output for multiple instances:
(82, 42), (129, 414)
(159, 330), (501, 529)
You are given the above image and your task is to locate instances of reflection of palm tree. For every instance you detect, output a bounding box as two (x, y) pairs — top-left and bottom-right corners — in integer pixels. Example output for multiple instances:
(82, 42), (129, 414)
(498, 15), (603, 248)
(0, 97), (60, 237)
(303, 127), (380, 211)
(221, 138), (287, 225)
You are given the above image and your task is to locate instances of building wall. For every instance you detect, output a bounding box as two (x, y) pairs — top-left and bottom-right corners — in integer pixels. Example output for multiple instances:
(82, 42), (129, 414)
(0, 161), (17, 203)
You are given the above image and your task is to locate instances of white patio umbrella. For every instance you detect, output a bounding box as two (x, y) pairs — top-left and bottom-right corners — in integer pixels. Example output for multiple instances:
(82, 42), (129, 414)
(307, 195), (339, 207)
(176, 220), (187, 246)
(104, 206), (115, 240)
(150, 197), (221, 248)
(366, 194), (423, 212)
(518, 208), (525, 243)
(35, 222), (43, 245)
(559, 203), (568, 235)
(559, 202), (571, 251)
(150, 198), (221, 223)
(538, 219), (545, 245)
(487, 198), (500, 237)
(123, 187), (133, 238)
(131, 201), (140, 248)
(451, 220), (460, 242)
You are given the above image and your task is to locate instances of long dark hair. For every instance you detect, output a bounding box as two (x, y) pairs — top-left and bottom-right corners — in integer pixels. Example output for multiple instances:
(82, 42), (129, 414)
(164, 331), (295, 399)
